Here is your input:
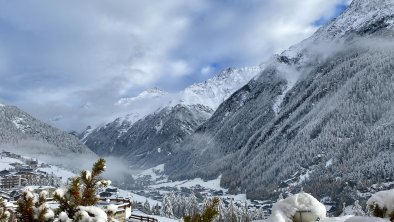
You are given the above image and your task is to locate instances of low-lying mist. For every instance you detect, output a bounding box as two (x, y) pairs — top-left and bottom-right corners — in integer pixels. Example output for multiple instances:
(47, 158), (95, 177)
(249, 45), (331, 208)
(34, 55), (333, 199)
(0, 140), (139, 189)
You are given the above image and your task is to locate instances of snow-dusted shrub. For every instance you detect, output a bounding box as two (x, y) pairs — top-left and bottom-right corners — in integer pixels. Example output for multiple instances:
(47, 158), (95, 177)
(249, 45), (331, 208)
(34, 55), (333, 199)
(54, 158), (110, 219)
(17, 188), (54, 222)
(0, 198), (10, 222)
(105, 204), (118, 222)
(74, 206), (107, 222)
(352, 200), (365, 216)
(268, 192), (326, 222)
(367, 189), (394, 218)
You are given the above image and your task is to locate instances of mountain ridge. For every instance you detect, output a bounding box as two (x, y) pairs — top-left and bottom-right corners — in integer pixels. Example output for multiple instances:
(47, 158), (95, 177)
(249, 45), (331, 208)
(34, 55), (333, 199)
(0, 104), (94, 155)
(164, 0), (394, 206)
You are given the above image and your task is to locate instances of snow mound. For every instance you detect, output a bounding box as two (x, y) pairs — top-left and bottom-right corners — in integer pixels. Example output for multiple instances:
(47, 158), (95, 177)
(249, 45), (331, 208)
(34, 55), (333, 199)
(77, 206), (107, 222)
(268, 192), (326, 222)
(367, 189), (394, 216)
(344, 216), (389, 222)
(320, 216), (354, 222)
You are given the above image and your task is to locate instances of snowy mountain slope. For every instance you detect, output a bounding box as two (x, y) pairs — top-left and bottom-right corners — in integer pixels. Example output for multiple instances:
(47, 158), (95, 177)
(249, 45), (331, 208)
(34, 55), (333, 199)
(83, 66), (262, 166)
(0, 104), (94, 155)
(178, 66), (262, 110)
(116, 87), (169, 106)
(84, 104), (213, 169)
(316, 0), (394, 39)
(166, 0), (394, 207)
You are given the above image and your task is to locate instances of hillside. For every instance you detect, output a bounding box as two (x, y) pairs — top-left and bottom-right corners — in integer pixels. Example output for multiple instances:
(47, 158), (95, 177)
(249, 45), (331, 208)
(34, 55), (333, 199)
(0, 103), (94, 156)
(165, 0), (394, 205)
(84, 104), (213, 169)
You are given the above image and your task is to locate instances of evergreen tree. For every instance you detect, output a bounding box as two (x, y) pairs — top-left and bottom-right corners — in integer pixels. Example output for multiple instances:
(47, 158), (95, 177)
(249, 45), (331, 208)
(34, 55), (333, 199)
(217, 198), (227, 221)
(17, 189), (54, 222)
(241, 201), (251, 222)
(143, 199), (151, 214)
(352, 200), (365, 216)
(226, 199), (239, 222)
(188, 193), (199, 217)
(53, 158), (110, 220)
(342, 202), (347, 216)
(17, 189), (34, 222)
(0, 198), (10, 222)
(152, 203), (161, 215)
(161, 194), (174, 218)
(184, 197), (219, 222)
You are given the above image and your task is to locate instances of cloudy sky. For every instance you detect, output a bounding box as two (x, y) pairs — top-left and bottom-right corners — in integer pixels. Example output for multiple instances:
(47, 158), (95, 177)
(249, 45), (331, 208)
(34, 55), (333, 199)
(0, 0), (350, 131)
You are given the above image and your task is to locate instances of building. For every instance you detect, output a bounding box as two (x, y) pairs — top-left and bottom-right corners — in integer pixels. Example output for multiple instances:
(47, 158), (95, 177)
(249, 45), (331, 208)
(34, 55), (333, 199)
(0, 175), (22, 189)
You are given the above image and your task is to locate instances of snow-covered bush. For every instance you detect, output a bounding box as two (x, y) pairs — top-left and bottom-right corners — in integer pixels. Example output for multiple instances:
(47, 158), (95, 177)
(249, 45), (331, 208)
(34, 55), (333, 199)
(0, 198), (10, 222)
(268, 192), (326, 222)
(367, 189), (394, 218)
(54, 158), (110, 220)
(74, 206), (107, 222)
(104, 204), (118, 222)
(17, 188), (54, 222)
(17, 158), (112, 222)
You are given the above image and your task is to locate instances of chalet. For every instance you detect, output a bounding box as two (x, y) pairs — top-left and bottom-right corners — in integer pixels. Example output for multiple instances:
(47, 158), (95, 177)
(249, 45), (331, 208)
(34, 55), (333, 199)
(39, 163), (50, 168)
(26, 159), (39, 168)
(106, 187), (118, 193)
(18, 167), (34, 173)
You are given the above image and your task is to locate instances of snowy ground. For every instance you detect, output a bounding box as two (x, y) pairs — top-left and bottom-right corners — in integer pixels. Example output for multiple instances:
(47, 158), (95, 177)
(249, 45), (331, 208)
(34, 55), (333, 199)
(116, 188), (161, 206)
(128, 209), (178, 222)
(37, 164), (76, 183)
(0, 156), (23, 170)
(5, 156), (394, 222)
(254, 215), (390, 222)
(150, 175), (227, 193)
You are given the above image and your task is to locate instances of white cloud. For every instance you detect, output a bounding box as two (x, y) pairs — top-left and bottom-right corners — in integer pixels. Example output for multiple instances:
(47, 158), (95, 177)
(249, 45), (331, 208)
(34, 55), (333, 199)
(200, 66), (213, 76)
(0, 0), (349, 130)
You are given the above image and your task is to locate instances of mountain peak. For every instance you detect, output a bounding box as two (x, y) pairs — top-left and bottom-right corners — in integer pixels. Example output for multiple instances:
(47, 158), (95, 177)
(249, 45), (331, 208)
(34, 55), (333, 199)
(179, 66), (262, 109)
(316, 0), (394, 39)
(116, 88), (168, 106)
(350, 0), (393, 9)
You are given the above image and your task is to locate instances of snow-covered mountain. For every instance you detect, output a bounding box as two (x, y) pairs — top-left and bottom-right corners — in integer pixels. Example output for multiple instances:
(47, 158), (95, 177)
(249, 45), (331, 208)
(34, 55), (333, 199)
(177, 66), (262, 110)
(82, 66), (262, 167)
(84, 104), (213, 169)
(0, 103), (95, 156)
(116, 87), (169, 106)
(165, 0), (394, 207)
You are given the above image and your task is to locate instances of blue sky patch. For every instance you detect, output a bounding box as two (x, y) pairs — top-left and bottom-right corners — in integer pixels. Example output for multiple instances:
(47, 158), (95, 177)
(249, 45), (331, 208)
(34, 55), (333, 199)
(313, 3), (348, 26)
